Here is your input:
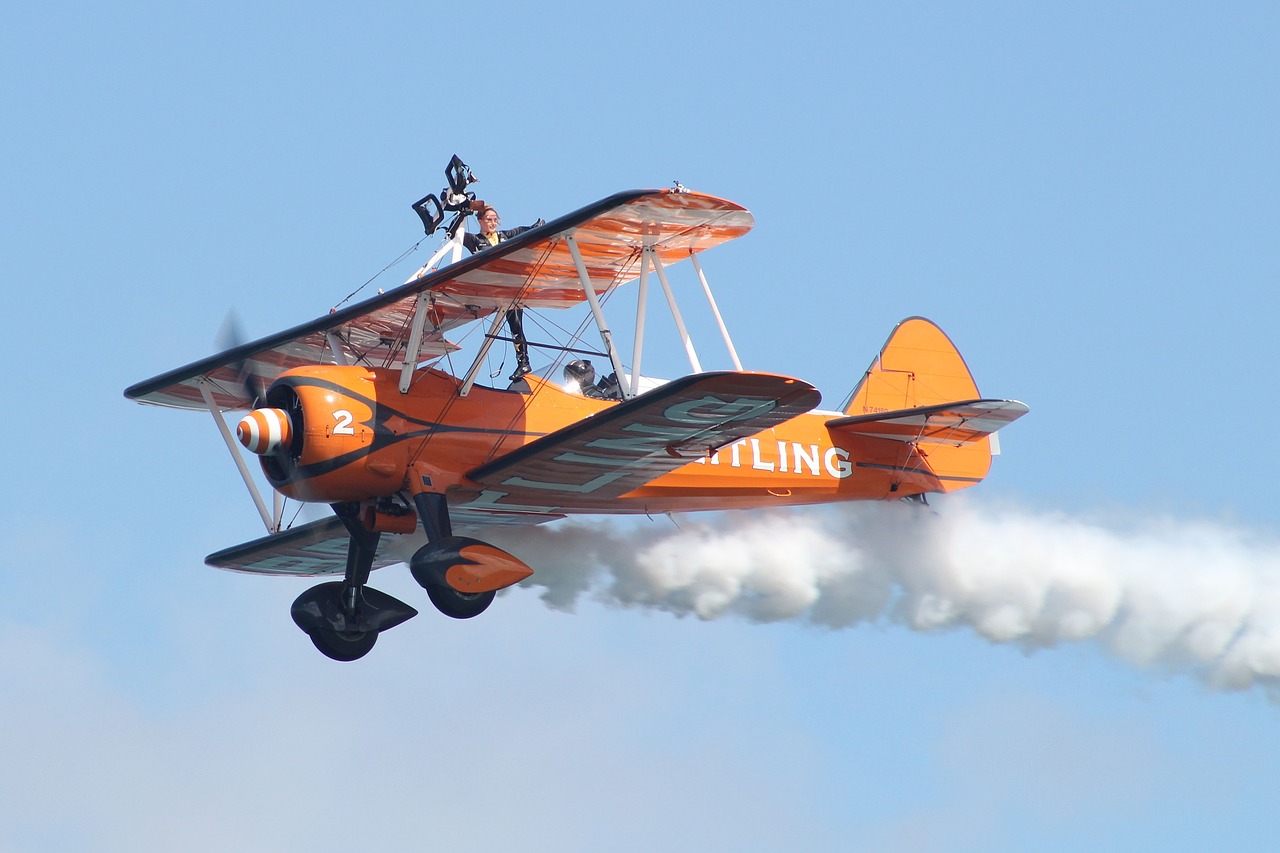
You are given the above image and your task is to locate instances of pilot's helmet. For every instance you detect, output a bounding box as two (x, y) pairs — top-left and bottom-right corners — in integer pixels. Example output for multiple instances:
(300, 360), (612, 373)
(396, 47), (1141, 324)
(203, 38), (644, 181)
(563, 359), (596, 385)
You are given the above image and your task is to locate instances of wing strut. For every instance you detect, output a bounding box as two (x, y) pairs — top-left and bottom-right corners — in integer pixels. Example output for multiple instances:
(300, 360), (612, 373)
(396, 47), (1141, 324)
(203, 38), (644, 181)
(325, 331), (351, 366)
(197, 379), (276, 533)
(629, 243), (651, 398)
(399, 230), (469, 393)
(273, 489), (284, 530)
(650, 245), (703, 373)
(691, 251), (743, 371)
(566, 234), (632, 400)
(398, 292), (435, 393)
(459, 310), (508, 397)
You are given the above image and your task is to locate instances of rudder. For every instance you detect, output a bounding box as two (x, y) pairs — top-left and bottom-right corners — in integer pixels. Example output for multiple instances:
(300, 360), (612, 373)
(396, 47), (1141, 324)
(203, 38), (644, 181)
(841, 317), (981, 416)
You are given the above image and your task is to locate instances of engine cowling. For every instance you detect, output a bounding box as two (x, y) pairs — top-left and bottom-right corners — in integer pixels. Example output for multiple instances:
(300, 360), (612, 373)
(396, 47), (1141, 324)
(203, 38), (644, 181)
(238, 366), (410, 503)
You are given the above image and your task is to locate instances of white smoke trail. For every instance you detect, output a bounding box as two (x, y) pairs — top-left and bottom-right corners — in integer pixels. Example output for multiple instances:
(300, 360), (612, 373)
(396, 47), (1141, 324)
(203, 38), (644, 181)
(481, 499), (1280, 695)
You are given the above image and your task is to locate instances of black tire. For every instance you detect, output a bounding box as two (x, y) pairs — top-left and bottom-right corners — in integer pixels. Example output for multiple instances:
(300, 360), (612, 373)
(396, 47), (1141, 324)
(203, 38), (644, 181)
(426, 585), (496, 619)
(308, 628), (378, 661)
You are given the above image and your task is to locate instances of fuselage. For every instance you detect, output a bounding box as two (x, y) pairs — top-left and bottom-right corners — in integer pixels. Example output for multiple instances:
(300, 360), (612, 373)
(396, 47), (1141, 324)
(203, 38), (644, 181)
(256, 364), (990, 515)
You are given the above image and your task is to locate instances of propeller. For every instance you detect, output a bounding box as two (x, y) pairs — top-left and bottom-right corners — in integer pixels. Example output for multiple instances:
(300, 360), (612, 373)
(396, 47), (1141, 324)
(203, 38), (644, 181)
(217, 310), (269, 409)
(217, 311), (295, 456)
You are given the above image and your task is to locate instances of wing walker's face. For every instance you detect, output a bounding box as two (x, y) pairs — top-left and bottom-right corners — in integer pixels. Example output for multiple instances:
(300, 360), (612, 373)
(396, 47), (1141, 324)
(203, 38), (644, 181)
(480, 210), (499, 236)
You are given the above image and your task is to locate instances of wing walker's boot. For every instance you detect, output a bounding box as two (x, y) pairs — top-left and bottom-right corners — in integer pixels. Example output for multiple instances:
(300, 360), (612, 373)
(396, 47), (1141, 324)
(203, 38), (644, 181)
(510, 346), (531, 381)
(507, 308), (531, 380)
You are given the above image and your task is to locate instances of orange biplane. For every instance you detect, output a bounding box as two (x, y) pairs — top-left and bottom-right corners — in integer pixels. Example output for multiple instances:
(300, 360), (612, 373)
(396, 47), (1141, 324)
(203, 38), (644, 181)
(125, 158), (1028, 661)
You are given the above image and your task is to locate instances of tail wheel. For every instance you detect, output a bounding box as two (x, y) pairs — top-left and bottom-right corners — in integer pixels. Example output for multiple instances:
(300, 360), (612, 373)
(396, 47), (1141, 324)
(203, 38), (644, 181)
(308, 628), (378, 661)
(426, 585), (496, 619)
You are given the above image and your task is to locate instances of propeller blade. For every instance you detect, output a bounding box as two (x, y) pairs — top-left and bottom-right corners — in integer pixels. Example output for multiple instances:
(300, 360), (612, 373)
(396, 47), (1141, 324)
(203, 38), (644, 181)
(217, 310), (267, 408)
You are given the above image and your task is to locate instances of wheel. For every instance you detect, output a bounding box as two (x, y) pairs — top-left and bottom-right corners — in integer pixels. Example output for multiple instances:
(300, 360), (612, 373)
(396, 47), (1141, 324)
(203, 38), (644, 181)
(426, 584), (496, 619)
(308, 628), (378, 661)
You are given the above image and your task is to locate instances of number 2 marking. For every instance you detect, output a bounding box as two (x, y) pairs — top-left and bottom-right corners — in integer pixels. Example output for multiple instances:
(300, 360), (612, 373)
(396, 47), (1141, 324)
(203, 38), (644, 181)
(333, 410), (355, 435)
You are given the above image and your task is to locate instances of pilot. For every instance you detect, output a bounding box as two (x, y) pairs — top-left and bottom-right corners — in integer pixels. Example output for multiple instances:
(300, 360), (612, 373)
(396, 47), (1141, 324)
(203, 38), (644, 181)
(594, 371), (622, 401)
(563, 359), (607, 399)
(463, 205), (545, 381)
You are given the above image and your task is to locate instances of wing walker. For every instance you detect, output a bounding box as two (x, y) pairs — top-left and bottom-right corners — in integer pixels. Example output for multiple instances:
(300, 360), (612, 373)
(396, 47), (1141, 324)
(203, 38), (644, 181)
(125, 156), (1029, 661)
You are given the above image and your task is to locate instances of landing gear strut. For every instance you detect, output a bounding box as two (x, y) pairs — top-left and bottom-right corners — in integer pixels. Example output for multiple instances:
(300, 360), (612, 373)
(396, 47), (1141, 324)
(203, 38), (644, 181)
(291, 503), (417, 661)
(292, 492), (535, 658)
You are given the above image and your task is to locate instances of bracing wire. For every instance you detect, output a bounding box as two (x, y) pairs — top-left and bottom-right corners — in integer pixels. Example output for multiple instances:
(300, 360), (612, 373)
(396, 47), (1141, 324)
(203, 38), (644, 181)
(330, 236), (431, 313)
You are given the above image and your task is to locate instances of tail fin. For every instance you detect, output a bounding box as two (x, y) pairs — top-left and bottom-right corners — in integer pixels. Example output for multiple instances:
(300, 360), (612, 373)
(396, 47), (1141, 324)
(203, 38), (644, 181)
(841, 316), (981, 415)
(835, 317), (1028, 494)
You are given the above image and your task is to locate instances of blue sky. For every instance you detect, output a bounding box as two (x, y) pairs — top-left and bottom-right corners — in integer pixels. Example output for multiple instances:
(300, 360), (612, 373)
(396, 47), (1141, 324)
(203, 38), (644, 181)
(5, 2), (1280, 850)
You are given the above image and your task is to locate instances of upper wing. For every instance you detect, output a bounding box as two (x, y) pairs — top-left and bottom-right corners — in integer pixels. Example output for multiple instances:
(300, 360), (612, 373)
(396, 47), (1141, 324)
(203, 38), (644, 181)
(825, 399), (1030, 446)
(125, 189), (753, 411)
(456, 372), (821, 513)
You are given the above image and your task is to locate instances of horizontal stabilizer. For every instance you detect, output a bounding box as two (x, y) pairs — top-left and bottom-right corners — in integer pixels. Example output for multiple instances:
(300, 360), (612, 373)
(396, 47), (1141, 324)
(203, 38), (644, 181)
(826, 399), (1029, 446)
(460, 372), (821, 512)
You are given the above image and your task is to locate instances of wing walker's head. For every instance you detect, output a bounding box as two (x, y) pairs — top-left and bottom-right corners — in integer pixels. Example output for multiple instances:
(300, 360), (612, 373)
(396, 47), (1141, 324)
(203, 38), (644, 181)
(478, 205), (500, 236)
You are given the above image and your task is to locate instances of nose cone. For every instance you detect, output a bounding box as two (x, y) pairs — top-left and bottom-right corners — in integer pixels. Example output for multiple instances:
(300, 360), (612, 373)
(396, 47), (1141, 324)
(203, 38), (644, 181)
(236, 408), (293, 455)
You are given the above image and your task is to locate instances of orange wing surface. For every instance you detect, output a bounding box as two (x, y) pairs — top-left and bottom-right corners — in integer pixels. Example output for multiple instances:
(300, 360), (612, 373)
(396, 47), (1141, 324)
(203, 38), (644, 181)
(125, 189), (753, 411)
(459, 372), (821, 513)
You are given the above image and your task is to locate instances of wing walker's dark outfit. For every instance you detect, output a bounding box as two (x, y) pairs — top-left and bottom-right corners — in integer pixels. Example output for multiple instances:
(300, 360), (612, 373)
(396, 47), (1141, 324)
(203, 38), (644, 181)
(464, 226), (537, 380)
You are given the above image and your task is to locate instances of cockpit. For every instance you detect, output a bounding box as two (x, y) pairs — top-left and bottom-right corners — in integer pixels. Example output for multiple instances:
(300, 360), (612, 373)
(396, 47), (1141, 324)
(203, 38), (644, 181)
(562, 359), (623, 401)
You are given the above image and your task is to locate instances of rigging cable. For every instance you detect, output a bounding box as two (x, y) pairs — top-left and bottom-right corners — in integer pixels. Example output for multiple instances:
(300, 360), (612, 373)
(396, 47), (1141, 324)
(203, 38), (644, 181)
(329, 235), (430, 313)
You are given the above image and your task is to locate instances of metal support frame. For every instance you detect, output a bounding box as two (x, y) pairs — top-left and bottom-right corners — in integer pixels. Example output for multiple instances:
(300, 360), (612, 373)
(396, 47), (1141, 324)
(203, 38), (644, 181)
(408, 229), (467, 283)
(566, 235), (631, 399)
(393, 220), (745, 404)
(629, 245), (651, 397)
(325, 331), (351, 366)
(652, 250), (703, 374)
(690, 252), (743, 371)
(331, 502), (382, 611)
(399, 229), (468, 393)
(398, 292), (435, 393)
(459, 310), (508, 397)
(198, 380), (275, 533)
(413, 491), (453, 541)
(447, 230), (465, 266)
